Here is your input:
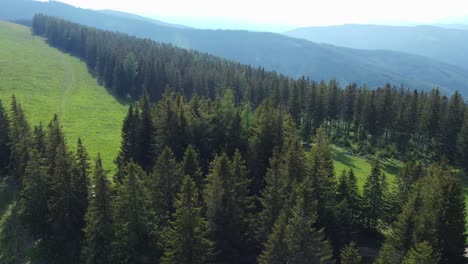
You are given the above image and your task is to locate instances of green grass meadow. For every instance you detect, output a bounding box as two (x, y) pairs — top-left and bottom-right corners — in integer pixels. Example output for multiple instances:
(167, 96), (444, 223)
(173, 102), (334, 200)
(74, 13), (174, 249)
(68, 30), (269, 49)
(0, 21), (127, 170)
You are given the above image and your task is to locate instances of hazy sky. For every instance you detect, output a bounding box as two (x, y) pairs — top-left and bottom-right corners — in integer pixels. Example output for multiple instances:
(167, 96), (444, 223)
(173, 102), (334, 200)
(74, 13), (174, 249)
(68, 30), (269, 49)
(52, 0), (468, 29)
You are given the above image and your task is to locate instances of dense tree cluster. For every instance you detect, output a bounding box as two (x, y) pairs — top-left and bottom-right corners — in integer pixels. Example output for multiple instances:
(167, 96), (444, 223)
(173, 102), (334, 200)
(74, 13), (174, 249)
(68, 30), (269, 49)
(0, 14), (466, 264)
(2, 93), (466, 263)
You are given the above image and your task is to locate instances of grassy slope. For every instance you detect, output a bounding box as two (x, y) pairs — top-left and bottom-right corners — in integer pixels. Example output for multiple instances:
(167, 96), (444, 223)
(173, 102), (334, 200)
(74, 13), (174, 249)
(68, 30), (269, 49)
(332, 145), (468, 237)
(0, 21), (126, 169)
(332, 146), (402, 190)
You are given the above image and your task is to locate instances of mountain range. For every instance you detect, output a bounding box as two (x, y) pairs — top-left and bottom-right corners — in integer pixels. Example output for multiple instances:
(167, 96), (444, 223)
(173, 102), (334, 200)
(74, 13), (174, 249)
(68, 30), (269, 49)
(285, 24), (468, 70)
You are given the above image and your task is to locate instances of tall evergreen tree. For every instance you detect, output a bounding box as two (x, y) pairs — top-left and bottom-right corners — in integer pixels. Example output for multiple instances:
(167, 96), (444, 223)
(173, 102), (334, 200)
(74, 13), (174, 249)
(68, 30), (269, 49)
(258, 213), (289, 264)
(284, 178), (334, 264)
(257, 150), (286, 244)
(340, 242), (362, 264)
(162, 176), (212, 264)
(204, 152), (250, 263)
(308, 128), (338, 251)
(0, 99), (10, 177)
(46, 140), (80, 263)
(401, 242), (438, 264)
(150, 146), (181, 227)
(362, 160), (386, 230)
(9, 96), (31, 181)
(18, 149), (48, 238)
(113, 162), (161, 263)
(82, 154), (114, 264)
(440, 91), (464, 161)
(138, 93), (157, 172)
(115, 105), (140, 181)
(72, 139), (90, 238)
(456, 113), (468, 169)
(179, 145), (203, 190)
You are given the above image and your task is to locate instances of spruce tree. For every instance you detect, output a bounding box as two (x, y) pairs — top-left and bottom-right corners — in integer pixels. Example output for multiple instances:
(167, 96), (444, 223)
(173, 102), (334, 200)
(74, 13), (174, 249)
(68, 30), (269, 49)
(114, 105), (140, 182)
(257, 150), (286, 244)
(0, 99), (10, 177)
(32, 123), (46, 154)
(440, 91), (464, 161)
(138, 93), (157, 172)
(204, 152), (250, 263)
(18, 149), (48, 238)
(376, 191), (424, 263)
(82, 154), (114, 264)
(258, 213), (289, 264)
(401, 242), (438, 264)
(179, 145), (203, 190)
(284, 177), (334, 264)
(308, 128), (338, 251)
(72, 139), (90, 238)
(456, 113), (468, 169)
(46, 141), (80, 263)
(150, 146), (181, 227)
(347, 169), (361, 223)
(113, 162), (160, 263)
(362, 160), (385, 230)
(162, 176), (212, 264)
(9, 96), (31, 182)
(340, 242), (362, 264)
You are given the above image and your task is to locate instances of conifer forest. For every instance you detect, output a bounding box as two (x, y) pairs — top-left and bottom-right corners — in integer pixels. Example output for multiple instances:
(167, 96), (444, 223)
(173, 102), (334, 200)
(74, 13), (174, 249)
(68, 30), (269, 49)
(1, 13), (468, 264)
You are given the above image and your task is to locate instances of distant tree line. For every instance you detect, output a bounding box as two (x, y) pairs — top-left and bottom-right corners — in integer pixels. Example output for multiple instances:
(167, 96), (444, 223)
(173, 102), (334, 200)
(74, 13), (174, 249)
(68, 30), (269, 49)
(32, 14), (468, 171)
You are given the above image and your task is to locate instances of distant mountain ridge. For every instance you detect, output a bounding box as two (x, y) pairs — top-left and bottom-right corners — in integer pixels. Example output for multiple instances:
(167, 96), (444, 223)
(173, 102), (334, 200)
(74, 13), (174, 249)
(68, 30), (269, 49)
(285, 24), (468, 70)
(98, 9), (189, 29)
(1, 0), (468, 95)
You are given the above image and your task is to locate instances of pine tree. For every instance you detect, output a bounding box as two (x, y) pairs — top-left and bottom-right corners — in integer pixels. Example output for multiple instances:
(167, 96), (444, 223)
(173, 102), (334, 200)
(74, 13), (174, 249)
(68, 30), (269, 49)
(430, 169), (466, 264)
(18, 149), (48, 238)
(401, 242), (438, 264)
(258, 213), (289, 264)
(340, 242), (362, 264)
(32, 123), (46, 154)
(249, 101), (284, 195)
(395, 161), (424, 209)
(362, 160), (385, 230)
(9, 96), (31, 182)
(138, 93), (157, 172)
(179, 145), (203, 190)
(456, 113), (468, 169)
(377, 191), (424, 263)
(162, 176), (212, 264)
(82, 154), (114, 264)
(284, 178), (334, 264)
(0, 99), (10, 177)
(257, 151), (286, 244)
(150, 146), (181, 227)
(114, 105), (140, 182)
(72, 139), (90, 238)
(46, 140), (80, 263)
(347, 169), (361, 222)
(204, 152), (250, 263)
(113, 162), (161, 263)
(440, 91), (464, 161)
(308, 128), (338, 250)
(282, 135), (307, 194)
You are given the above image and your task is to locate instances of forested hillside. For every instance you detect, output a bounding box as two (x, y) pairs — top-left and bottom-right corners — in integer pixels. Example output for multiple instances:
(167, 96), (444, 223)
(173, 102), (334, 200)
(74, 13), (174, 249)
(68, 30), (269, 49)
(0, 14), (466, 263)
(285, 24), (468, 70)
(3, 0), (468, 94)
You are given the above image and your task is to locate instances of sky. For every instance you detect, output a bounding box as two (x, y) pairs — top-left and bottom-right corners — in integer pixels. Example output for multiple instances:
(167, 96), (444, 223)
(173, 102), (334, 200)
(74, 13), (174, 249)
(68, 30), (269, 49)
(50, 0), (468, 31)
